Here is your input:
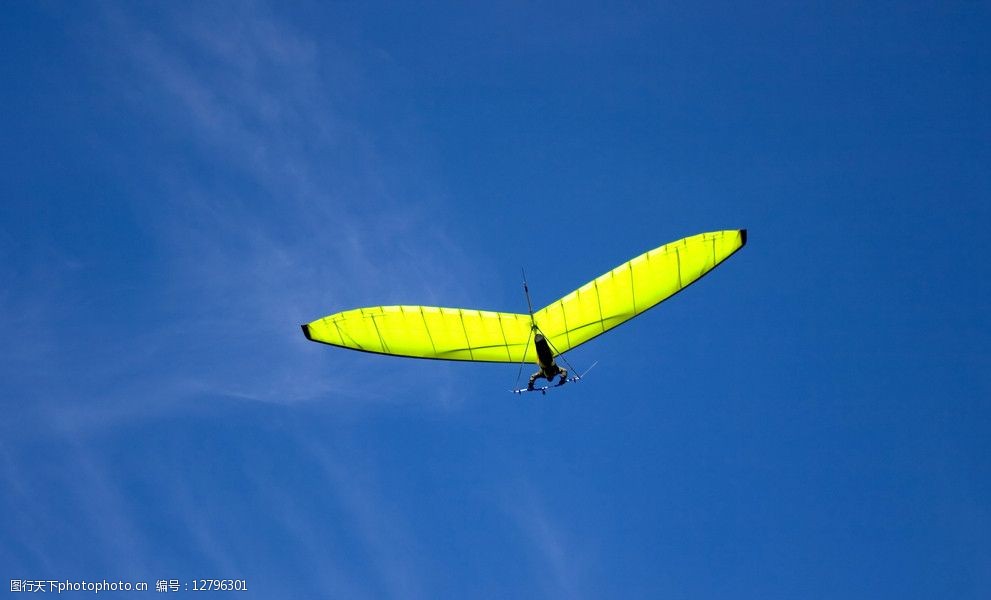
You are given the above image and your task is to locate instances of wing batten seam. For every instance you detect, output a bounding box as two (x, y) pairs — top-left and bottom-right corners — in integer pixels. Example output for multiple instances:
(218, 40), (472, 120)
(496, 313), (512, 361)
(331, 319), (357, 349)
(593, 279), (606, 333)
(369, 313), (388, 353)
(559, 298), (571, 350)
(418, 306), (438, 356)
(458, 308), (474, 360)
(628, 261), (637, 315)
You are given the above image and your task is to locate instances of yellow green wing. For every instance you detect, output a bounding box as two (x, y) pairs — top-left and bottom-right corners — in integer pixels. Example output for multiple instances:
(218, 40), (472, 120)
(302, 230), (746, 362)
(532, 229), (747, 354)
(302, 305), (534, 363)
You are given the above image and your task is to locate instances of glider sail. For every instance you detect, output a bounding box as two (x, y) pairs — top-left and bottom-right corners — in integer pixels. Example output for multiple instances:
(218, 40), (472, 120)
(302, 229), (746, 361)
(532, 229), (746, 354)
(302, 306), (534, 362)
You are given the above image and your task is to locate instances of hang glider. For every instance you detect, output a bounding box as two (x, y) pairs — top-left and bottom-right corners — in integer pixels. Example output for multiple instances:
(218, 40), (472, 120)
(301, 229), (747, 364)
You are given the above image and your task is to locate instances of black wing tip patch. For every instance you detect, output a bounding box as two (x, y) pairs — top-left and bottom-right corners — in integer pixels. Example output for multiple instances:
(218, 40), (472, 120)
(740, 228), (748, 245)
(301, 323), (314, 341)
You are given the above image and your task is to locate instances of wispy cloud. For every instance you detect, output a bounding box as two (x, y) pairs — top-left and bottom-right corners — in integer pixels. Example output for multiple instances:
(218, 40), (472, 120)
(303, 436), (426, 599)
(106, 1), (482, 404)
(2, 2), (483, 441)
(0, 424), (409, 597)
(1, 6), (474, 592)
(0, 438), (149, 575)
(503, 482), (588, 599)
(0, 442), (57, 574)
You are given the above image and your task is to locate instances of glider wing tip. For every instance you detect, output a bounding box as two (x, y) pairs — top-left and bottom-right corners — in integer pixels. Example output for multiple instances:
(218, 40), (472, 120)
(740, 228), (747, 245)
(301, 323), (314, 341)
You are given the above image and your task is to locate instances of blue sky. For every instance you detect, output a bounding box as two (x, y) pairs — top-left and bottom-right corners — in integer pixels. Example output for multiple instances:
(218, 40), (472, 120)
(2, 1), (988, 597)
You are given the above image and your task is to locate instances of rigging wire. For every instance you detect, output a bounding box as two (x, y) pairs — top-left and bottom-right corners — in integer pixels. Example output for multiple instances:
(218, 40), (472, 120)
(539, 327), (580, 377)
(513, 326), (534, 390)
(516, 267), (584, 387)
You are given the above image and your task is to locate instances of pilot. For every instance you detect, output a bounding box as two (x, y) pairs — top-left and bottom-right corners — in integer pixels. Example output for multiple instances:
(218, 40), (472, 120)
(527, 333), (569, 390)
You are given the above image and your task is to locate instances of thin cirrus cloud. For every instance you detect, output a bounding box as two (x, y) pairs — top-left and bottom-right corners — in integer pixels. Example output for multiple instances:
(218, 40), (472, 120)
(6, 3), (478, 440)
(3, 6), (575, 597)
(502, 481), (587, 599)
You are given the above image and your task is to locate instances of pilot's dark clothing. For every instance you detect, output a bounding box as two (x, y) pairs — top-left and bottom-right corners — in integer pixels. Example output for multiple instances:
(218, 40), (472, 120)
(527, 365), (569, 390)
(526, 332), (568, 389)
